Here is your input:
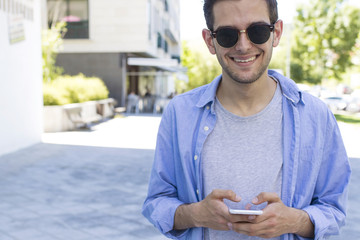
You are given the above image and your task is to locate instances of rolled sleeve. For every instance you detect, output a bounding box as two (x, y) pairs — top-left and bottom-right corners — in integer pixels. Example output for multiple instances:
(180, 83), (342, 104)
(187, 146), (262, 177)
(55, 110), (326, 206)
(142, 196), (186, 239)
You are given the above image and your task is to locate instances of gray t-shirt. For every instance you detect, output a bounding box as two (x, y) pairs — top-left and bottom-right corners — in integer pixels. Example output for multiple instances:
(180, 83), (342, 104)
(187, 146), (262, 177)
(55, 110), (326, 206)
(202, 82), (283, 240)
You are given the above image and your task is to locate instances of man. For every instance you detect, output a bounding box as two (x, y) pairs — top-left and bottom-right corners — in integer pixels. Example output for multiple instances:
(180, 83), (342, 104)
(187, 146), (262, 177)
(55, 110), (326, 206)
(126, 91), (139, 113)
(142, 0), (351, 239)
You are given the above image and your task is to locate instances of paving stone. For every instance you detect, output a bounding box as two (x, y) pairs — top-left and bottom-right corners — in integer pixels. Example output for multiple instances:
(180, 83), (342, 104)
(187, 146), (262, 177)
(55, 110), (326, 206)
(0, 116), (358, 239)
(0, 231), (15, 240)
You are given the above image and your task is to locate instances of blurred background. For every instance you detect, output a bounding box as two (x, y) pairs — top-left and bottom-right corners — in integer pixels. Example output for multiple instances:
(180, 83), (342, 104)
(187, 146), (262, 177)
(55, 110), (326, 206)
(0, 0), (360, 239)
(1, 0), (360, 154)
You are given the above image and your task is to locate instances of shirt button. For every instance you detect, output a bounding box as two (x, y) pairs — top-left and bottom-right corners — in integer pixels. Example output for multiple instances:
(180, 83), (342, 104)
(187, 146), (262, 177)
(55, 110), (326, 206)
(204, 126), (209, 131)
(194, 155), (198, 161)
(206, 106), (210, 110)
(196, 189), (200, 195)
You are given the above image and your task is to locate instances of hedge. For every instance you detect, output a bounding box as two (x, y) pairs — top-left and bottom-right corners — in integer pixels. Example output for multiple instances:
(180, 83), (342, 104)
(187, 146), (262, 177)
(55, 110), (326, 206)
(43, 74), (109, 106)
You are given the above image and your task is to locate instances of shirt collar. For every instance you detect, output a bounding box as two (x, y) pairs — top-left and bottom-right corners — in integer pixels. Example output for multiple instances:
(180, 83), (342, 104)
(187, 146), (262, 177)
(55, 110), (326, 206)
(268, 70), (304, 105)
(195, 70), (304, 110)
(195, 74), (222, 110)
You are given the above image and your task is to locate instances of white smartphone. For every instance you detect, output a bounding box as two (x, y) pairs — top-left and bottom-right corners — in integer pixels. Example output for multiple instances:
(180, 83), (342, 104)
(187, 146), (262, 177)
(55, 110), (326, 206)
(229, 209), (263, 215)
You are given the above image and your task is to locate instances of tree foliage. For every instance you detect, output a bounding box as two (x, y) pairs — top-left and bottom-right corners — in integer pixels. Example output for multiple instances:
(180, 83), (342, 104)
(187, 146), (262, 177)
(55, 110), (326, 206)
(291, 0), (360, 84)
(269, 24), (291, 75)
(181, 41), (222, 91)
(353, 32), (360, 72)
(42, 22), (67, 83)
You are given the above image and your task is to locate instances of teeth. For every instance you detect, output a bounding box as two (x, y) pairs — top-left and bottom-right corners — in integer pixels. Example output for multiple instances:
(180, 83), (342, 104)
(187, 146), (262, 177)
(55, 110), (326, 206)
(233, 56), (256, 63)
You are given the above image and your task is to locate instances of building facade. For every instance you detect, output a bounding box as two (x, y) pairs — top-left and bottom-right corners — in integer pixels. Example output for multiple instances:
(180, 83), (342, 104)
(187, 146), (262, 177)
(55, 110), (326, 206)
(46, 0), (184, 111)
(0, 0), (43, 156)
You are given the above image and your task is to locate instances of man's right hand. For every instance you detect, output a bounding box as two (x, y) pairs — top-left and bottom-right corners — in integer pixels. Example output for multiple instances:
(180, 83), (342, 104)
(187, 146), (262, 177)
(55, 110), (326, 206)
(174, 189), (242, 231)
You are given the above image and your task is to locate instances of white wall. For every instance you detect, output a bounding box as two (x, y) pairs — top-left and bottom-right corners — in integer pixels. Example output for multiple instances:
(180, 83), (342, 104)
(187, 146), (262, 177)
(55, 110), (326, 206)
(0, 0), (43, 156)
(62, 0), (149, 53)
(60, 0), (181, 59)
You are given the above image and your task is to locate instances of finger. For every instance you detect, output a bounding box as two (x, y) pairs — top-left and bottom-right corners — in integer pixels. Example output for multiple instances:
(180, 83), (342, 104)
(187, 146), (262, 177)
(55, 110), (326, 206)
(228, 214), (257, 223)
(211, 189), (241, 202)
(245, 203), (252, 210)
(232, 222), (261, 236)
(252, 192), (280, 205)
(232, 221), (274, 237)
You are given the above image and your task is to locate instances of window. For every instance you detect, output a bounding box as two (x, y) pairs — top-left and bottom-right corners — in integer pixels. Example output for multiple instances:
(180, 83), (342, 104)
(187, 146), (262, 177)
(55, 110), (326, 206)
(147, 0), (152, 40)
(157, 33), (162, 48)
(164, 0), (169, 12)
(172, 55), (181, 63)
(47, 0), (89, 39)
(164, 39), (168, 53)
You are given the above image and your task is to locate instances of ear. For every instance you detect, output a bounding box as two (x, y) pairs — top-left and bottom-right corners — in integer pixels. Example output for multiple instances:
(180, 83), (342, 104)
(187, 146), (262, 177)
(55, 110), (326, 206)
(202, 29), (216, 55)
(272, 20), (283, 48)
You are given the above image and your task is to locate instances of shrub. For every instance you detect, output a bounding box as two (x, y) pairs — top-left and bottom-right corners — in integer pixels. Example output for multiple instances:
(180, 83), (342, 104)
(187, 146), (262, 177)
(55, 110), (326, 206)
(43, 84), (69, 105)
(43, 74), (109, 105)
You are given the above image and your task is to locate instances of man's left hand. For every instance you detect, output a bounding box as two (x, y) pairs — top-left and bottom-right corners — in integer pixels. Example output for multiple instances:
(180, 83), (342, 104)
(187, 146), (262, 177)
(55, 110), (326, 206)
(230, 192), (314, 238)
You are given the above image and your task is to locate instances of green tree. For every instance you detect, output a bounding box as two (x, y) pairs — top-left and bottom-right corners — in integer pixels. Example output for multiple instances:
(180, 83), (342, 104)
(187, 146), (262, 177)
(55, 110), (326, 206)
(353, 33), (360, 72)
(269, 24), (292, 75)
(181, 41), (222, 91)
(291, 0), (360, 84)
(42, 22), (67, 83)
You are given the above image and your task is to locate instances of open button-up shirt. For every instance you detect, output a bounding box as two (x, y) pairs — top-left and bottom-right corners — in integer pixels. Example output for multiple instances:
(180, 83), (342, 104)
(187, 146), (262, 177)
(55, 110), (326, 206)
(142, 70), (351, 240)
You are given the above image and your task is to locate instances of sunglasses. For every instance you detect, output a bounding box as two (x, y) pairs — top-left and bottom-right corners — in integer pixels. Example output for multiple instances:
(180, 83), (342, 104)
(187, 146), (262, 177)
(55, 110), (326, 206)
(210, 23), (275, 48)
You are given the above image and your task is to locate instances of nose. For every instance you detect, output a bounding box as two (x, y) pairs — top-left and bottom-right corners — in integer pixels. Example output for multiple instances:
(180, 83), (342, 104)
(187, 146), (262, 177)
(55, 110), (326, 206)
(235, 30), (252, 51)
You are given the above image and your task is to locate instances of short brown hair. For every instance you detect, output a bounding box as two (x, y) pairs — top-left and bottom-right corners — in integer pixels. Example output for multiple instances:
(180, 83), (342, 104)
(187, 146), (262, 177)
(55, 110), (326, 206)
(203, 0), (278, 30)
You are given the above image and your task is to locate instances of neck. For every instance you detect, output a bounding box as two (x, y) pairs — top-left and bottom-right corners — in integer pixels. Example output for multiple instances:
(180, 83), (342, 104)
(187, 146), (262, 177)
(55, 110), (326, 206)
(216, 73), (277, 117)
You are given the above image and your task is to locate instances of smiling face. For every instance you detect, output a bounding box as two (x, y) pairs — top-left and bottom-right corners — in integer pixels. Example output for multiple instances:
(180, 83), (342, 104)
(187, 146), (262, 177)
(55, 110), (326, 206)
(203, 0), (282, 85)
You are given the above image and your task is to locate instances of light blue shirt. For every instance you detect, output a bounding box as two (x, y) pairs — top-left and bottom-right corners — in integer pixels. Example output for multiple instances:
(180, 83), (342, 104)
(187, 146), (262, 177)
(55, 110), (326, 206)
(142, 70), (351, 240)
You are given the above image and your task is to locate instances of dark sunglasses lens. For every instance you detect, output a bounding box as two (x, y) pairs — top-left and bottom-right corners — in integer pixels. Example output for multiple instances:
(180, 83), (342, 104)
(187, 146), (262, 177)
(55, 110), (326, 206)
(247, 25), (271, 44)
(216, 28), (239, 48)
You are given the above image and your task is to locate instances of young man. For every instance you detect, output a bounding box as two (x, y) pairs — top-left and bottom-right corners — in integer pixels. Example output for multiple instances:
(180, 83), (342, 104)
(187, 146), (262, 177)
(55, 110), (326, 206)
(142, 0), (351, 239)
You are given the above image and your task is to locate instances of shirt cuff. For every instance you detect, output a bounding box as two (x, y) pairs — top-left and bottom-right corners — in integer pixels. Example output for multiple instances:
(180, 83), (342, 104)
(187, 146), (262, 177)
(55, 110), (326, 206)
(150, 198), (188, 239)
(302, 205), (340, 240)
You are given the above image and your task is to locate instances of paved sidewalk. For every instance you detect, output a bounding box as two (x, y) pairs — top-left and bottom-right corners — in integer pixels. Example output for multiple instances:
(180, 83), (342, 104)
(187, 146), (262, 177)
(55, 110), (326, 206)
(0, 115), (359, 239)
(0, 116), (166, 240)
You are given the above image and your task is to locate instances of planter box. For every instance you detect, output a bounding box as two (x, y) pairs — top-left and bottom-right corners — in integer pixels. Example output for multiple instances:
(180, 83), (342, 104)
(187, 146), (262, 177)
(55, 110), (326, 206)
(43, 98), (116, 132)
(43, 105), (75, 132)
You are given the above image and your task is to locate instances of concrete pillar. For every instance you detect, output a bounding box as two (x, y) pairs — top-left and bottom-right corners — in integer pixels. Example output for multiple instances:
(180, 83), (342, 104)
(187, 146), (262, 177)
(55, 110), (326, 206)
(120, 53), (127, 107)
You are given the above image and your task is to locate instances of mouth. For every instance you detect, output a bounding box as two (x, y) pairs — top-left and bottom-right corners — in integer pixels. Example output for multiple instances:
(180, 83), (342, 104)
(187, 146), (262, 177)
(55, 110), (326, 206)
(232, 55), (257, 63)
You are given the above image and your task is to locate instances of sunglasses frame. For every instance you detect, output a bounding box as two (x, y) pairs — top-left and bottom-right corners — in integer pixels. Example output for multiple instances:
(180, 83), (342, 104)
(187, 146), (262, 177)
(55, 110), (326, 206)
(210, 22), (276, 48)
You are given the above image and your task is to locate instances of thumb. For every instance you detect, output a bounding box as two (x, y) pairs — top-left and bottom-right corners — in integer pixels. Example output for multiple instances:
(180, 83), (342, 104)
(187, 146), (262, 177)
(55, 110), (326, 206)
(212, 189), (241, 202)
(252, 192), (280, 205)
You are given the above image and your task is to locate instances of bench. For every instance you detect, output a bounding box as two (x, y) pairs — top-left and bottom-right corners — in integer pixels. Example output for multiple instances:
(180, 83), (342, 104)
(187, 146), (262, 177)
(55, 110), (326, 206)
(64, 102), (102, 129)
(96, 98), (118, 118)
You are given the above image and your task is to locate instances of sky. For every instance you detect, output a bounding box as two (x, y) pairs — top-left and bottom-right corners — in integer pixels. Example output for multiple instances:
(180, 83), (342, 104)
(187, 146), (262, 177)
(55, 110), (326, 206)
(179, 0), (360, 42)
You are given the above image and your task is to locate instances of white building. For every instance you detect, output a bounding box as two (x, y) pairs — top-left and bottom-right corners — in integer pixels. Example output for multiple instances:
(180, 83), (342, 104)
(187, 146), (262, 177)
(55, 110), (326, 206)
(46, 0), (184, 111)
(0, 0), (43, 157)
